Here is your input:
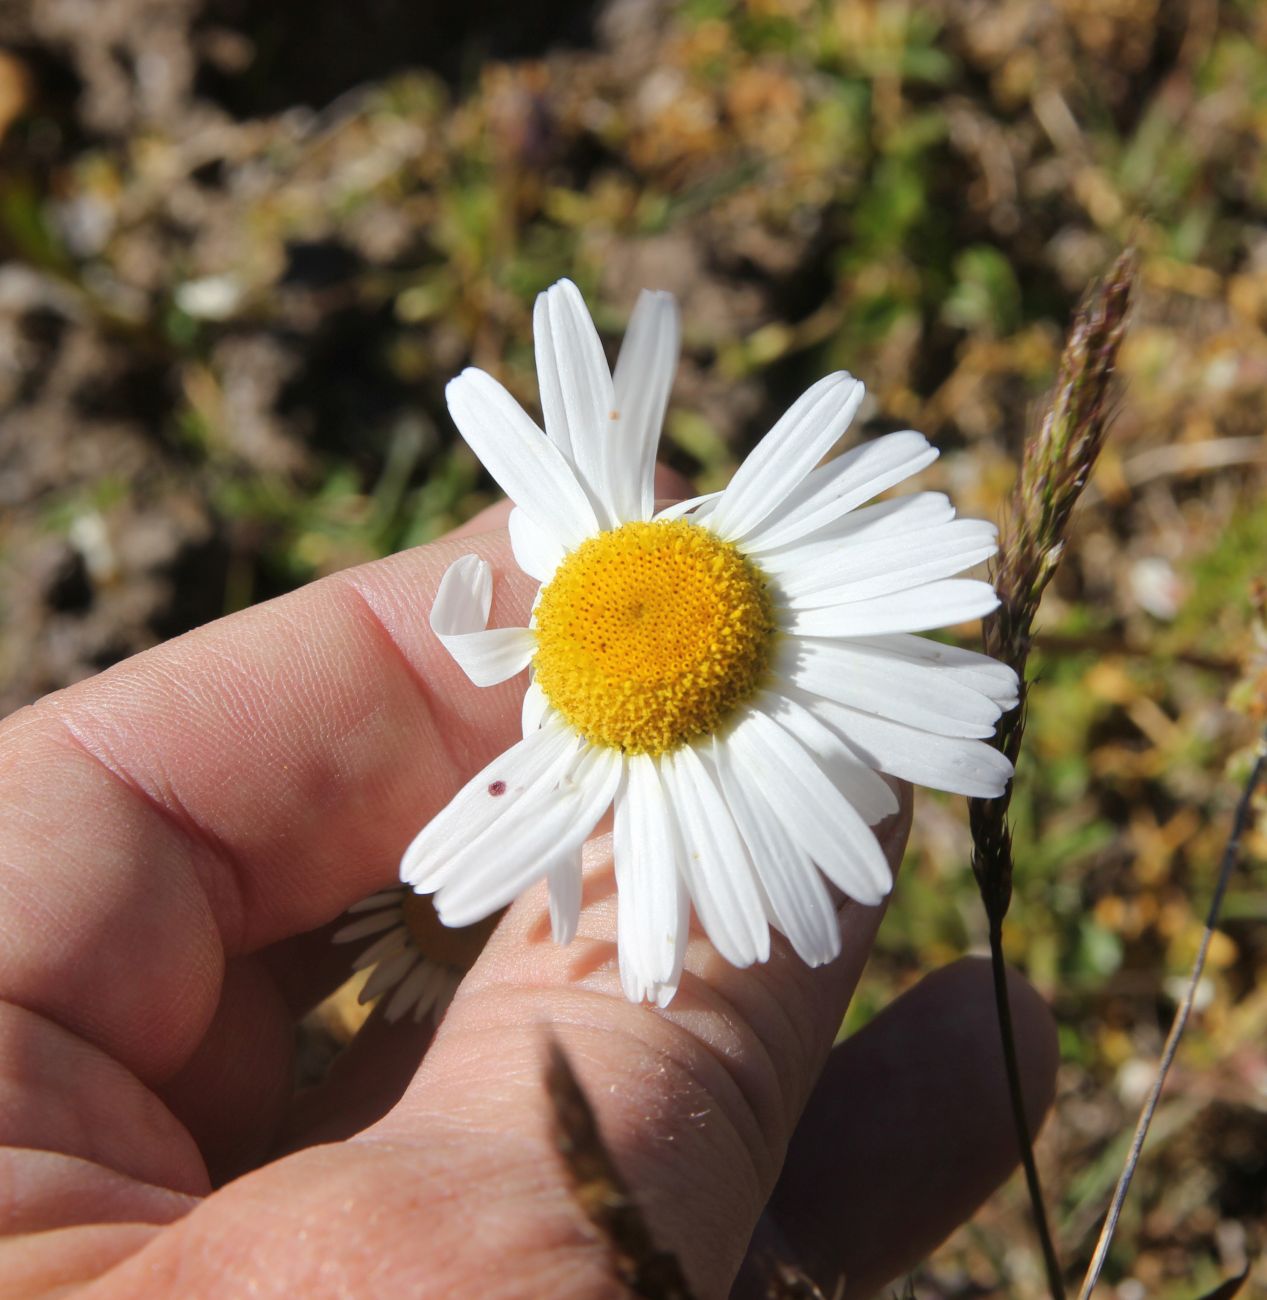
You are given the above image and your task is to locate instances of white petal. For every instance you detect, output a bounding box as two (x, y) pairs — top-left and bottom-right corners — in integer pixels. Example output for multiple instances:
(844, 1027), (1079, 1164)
(784, 580), (1000, 637)
(776, 638), (1005, 739)
(755, 493), (956, 576)
(848, 633), (1019, 711)
(446, 367), (598, 549)
(508, 506), (565, 584)
(521, 681), (551, 735)
(744, 430), (939, 552)
(613, 755), (688, 1005)
(351, 924), (410, 972)
(416, 728), (584, 896)
(427, 969), (462, 1022)
(725, 708), (891, 906)
(708, 373), (865, 542)
(360, 948), (419, 1003)
(383, 960), (437, 1023)
(752, 688), (898, 824)
(430, 556), (536, 687)
(418, 961), (458, 1024)
(400, 718), (578, 890)
(431, 552), (492, 627)
(662, 746), (770, 968)
(798, 688), (1015, 798)
(776, 520), (999, 604)
(547, 850), (583, 945)
(534, 279), (629, 530)
(534, 279), (612, 460)
(333, 910), (401, 944)
(710, 737), (841, 968)
(613, 289), (680, 522)
(654, 491), (721, 522)
(435, 745), (622, 927)
(344, 888), (406, 914)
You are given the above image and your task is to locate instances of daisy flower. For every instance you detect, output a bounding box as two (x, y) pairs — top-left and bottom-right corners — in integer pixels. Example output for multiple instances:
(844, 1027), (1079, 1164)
(401, 278), (1017, 1007)
(334, 889), (502, 1023)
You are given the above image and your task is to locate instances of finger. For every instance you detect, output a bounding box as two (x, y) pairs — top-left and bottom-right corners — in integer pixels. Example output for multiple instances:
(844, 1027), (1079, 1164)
(154, 958), (295, 1186)
(0, 1223), (163, 1298)
(447, 498), (511, 537)
(0, 1001), (207, 1197)
(0, 526), (534, 1089)
(85, 795), (911, 1299)
(382, 789), (916, 1291)
(0, 1150), (195, 1235)
(738, 957), (1059, 1297)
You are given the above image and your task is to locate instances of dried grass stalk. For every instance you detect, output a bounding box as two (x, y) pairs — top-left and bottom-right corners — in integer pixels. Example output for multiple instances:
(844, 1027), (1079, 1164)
(968, 251), (1136, 1300)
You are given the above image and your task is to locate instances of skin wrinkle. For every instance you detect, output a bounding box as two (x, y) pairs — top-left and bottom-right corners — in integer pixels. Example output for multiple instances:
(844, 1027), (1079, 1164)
(376, 987), (771, 1290)
(644, 973), (796, 1184)
(0, 1001), (209, 1196)
(335, 575), (452, 706)
(333, 574), (470, 787)
(432, 943), (782, 1174)
(419, 981), (799, 1293)
(702, 963), (813, 1138)
(332, 541), (537, 785)
(0, 1222), (165, 1296)
(0, 739), (223, 1086)
(416, 990), (765, 1178)
(425, 998), (770, 1194)
(95, 1140), (618, 1300)
(0, 1151), (197, 1234)
(37, 705), (250, 961)
(554, 1023), (766, 1282)
(536, 874), (875, 1166)
(27, 569), (473, 946)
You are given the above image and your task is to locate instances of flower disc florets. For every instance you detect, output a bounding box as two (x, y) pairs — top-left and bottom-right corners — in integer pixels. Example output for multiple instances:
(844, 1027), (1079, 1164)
(533, 519), (776, 755)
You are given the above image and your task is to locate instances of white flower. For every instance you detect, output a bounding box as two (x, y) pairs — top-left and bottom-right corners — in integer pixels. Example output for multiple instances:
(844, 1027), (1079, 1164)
(401, 278), (1017, 1007)
(334, 889), (499, 1023)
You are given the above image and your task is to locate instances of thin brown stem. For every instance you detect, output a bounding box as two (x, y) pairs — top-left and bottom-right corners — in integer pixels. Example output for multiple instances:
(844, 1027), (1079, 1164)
(969, 250), (1135, 1300)
(989, 918), (1066, 1298)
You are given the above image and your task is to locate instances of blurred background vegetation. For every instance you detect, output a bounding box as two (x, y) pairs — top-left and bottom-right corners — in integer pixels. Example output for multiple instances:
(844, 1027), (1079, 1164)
(1, 0), (1265, 1295)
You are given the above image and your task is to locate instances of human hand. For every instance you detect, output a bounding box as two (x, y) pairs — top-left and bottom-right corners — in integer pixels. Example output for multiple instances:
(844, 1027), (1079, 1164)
(0, 499), (1057, 1299)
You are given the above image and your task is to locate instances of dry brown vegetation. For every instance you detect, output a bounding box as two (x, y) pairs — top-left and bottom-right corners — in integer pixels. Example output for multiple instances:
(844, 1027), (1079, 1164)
(1, 1), (1265, 1294)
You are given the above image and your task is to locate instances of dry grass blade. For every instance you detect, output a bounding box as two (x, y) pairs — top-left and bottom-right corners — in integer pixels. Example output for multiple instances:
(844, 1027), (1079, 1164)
(544, 1036), (696, 1300)
(971, 248), (1136, 921)
(1076, 732), (1267, 1300)
(968, 250), (1136, 1300)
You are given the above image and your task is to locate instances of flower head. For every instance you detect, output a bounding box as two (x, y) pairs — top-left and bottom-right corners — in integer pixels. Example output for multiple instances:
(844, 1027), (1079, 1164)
(402, 279), (1017, 1006)
(334, 889), (500, 1023)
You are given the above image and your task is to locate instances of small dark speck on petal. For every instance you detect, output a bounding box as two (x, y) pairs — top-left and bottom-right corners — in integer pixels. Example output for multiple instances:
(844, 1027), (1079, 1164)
(488, 780), (507, 797)
(609, 409), (620, 420)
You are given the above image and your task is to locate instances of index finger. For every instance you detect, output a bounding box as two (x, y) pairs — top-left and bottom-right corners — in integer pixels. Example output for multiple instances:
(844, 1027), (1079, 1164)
(0, 529), (532, 1081)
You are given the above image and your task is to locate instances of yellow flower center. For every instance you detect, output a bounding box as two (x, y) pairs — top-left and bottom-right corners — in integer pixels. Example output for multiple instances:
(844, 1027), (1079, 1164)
(533, 519), (775, 756)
